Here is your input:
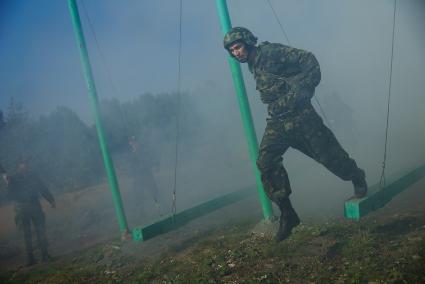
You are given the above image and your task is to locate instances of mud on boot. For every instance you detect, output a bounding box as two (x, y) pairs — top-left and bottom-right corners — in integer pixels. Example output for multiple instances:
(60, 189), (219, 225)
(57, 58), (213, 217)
(352, 169), (368, 198)
(276, 198), (300, 242)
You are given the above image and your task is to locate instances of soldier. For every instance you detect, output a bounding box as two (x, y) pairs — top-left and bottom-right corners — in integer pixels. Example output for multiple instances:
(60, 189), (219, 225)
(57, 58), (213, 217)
(128, 136), (162, 211)
(223, 27), (367, 242)
(6, 160), (55, 266)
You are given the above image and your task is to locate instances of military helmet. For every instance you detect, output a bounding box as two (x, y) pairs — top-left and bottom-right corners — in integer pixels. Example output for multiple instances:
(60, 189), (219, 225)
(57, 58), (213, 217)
(223, 27), (257, 50)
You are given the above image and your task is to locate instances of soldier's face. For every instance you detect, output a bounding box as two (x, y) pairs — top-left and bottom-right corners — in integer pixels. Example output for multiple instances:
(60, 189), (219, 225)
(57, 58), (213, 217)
(229, 42), (249, 63)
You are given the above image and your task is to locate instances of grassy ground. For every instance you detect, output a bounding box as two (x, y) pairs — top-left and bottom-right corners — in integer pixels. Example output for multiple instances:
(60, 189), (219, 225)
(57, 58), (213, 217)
(1, 209), (424, 283)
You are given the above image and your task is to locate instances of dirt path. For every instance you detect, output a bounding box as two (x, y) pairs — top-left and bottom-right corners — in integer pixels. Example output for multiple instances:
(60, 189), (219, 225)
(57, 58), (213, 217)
(0, 179), (262, 269)
(1, 177), (424, 272)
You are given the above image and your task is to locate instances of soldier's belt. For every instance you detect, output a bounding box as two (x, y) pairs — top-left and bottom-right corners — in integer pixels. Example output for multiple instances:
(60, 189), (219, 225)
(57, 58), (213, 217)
(268, 109), (294, 120)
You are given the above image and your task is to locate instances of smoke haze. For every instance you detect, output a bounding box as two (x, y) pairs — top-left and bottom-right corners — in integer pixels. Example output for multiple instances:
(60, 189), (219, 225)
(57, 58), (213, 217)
(0, 0), (424, 252)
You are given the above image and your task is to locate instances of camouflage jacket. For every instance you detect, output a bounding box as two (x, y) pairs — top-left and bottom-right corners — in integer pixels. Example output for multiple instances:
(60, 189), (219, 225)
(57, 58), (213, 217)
(6, 171), (54, 208)
(247, 42), (321, 116)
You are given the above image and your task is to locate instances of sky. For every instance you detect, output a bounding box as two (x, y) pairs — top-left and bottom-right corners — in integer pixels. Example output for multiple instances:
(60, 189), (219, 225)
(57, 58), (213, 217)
(1, 0), (425, 216)
(1, 0), (422, 117)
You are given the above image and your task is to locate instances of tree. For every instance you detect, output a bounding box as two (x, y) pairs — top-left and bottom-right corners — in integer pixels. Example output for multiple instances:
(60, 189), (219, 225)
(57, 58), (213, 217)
(0, 91), (203, 203)
(32, 106), (103, 191)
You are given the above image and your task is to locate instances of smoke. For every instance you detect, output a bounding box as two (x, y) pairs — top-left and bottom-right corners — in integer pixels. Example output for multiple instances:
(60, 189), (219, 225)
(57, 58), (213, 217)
(0, 0), (424, 248)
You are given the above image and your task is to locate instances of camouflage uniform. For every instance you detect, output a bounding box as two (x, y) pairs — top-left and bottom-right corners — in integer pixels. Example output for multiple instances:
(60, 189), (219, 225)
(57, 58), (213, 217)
(128, 137), (161, 206)
(247, 42), (362, 206)
(224, 27), (366, 242)
(6, 171), (54, 263)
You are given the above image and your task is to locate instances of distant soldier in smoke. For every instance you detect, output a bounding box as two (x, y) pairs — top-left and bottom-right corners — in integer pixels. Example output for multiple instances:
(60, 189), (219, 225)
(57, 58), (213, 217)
(322, 91), (358, 147)
(223, 27), (368, 242)
(5, 160), (55, 266)
(128, 135), (162, 212)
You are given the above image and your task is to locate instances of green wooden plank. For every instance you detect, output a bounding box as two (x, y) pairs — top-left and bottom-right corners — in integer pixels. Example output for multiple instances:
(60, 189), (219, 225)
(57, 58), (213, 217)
(345, 164), (425, 220)
(132, 187), (256, 242)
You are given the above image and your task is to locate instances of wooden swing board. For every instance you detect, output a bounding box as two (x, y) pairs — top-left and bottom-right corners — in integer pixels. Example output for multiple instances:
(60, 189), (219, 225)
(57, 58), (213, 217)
(344, 164), (425, 220)
(131, 186), (256, 242)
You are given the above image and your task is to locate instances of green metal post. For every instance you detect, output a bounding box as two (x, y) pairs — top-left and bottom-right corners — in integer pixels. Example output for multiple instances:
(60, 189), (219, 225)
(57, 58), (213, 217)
(216, 0), (273, 220)
(68, 0), (129, 234)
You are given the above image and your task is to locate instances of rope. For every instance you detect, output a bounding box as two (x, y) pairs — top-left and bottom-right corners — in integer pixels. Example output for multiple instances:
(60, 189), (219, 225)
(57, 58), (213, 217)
(80, 0), (120, 99)
(266, 0), (291, 45)
(379, 0), (397, 189)
(80, 0), (130, 136)
(171, 0), (183, 218)
(80, 0), (164, 215)
(265, 0), (333, 129)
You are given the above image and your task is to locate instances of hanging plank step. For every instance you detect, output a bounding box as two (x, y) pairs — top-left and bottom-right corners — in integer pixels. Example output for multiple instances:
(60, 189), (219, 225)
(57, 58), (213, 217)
(132, 186), (256, 242)
(344, 164), (425, 220)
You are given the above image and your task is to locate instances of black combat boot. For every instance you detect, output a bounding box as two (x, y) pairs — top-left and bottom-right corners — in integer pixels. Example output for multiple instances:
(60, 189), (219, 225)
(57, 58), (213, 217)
(352, 169), (368, 198)
(276, 198), (300, 242)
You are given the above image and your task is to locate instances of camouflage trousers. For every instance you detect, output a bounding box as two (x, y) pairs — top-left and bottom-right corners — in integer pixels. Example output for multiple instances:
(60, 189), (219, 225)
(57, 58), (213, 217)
(256, 103), (361, 206)
(15, 203), (49, 258)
